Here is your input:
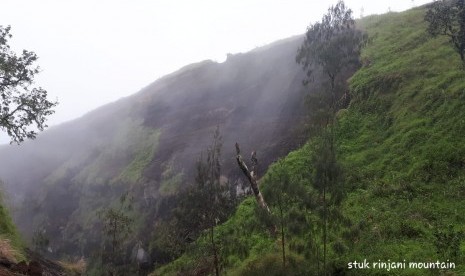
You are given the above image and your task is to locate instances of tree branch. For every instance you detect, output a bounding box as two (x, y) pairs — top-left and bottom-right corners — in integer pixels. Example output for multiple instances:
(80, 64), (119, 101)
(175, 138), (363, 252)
(235, 142), (271, 214)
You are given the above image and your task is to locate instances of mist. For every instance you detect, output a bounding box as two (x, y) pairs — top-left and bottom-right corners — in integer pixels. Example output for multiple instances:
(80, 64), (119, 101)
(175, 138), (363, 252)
(0, 35), (332, 260)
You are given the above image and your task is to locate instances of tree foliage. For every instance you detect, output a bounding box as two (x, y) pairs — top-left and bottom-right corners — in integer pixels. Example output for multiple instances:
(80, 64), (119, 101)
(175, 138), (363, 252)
(296, 1), (366, 107)
(263, 161), (307, 269)
(312, 132), (343, 206)
(425, 0), (465, 65)
(0, 25), (57, 144)
(175, 127), (234, 239)
(312, 130), (345, 275)
(295, 3), (359, 273)
(150, 127), (237, 273)
(99, 192), (134, 270)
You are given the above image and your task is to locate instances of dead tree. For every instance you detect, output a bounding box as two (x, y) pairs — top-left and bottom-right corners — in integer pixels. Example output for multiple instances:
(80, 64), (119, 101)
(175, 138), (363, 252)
(235, 143), (271, 214)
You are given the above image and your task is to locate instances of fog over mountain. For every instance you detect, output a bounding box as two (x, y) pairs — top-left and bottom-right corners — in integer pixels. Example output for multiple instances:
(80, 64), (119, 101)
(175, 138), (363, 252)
(0, 35), (321, 257)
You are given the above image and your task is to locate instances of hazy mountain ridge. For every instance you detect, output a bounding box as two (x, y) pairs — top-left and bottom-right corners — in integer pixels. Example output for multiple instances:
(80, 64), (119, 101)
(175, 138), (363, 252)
(0, 35), (315, 258)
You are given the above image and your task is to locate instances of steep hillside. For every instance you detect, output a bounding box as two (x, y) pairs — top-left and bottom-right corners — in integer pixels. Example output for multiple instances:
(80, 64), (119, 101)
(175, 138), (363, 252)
(0, 35), (325, 264)
(154, 5), (465, 275)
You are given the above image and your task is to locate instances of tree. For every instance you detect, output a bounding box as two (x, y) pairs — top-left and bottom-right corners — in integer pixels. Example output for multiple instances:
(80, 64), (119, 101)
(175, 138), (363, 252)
(312, 131), (344, 275)
(163, 127), (234, 275)
(296, 0), (365, 116)
(0, 25), (57, 144)
(263, 161), (306, 270)
(425, 0), (465, 66)
(296, 3), (358, 274)
(99, 192), (134, 273)
(264, 163), (290, 268)
(197, 126), (223, 276)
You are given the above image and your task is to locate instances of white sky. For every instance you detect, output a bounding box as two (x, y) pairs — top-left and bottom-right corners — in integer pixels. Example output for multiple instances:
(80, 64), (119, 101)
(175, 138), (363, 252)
(0, 0), (430, 144)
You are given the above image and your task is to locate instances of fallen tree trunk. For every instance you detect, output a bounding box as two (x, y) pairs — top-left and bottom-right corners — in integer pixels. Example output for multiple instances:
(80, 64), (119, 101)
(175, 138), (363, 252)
(235, 143), (271, 214)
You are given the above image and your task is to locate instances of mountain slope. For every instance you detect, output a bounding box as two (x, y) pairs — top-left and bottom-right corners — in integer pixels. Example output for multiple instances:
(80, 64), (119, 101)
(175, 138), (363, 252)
(154, 5), (465, 275)
(0, 35), (320, 260)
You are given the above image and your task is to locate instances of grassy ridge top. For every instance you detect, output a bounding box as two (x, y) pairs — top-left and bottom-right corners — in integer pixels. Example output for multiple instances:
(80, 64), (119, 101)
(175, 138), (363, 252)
(155, 5), (465, 275)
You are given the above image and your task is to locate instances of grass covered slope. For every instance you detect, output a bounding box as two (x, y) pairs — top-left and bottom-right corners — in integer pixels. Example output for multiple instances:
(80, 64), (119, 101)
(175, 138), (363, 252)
(155, 5), (465, 275)
(335, 5), (465, 273)
(0, 191), (24, 262)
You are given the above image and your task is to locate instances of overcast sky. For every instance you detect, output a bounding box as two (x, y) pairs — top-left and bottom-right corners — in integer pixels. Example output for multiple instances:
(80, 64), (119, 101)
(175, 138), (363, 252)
(0, 0), (430, 144)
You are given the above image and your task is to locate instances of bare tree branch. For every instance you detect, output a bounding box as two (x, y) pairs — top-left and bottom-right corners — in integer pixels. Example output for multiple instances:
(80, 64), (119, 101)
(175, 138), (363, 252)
(235, 142), (271, 214)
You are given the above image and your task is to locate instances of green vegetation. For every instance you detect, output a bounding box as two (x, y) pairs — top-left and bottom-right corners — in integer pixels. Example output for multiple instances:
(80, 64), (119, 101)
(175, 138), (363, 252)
(74, 118), (161, 186)
(425, 0), (465, 65)
(150, 128), (238, 274)
(297, 0), (366, 93)
(158, 162), (183, 196)
(19, 119), (162, 273)
(98, 192), (134, 275)
(118, 128), (161, 184)
(0, 13), (312, 274)
(154, 5), (465, 275)
(0, 189), (24, 261)
(2, 2), (465, 275)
